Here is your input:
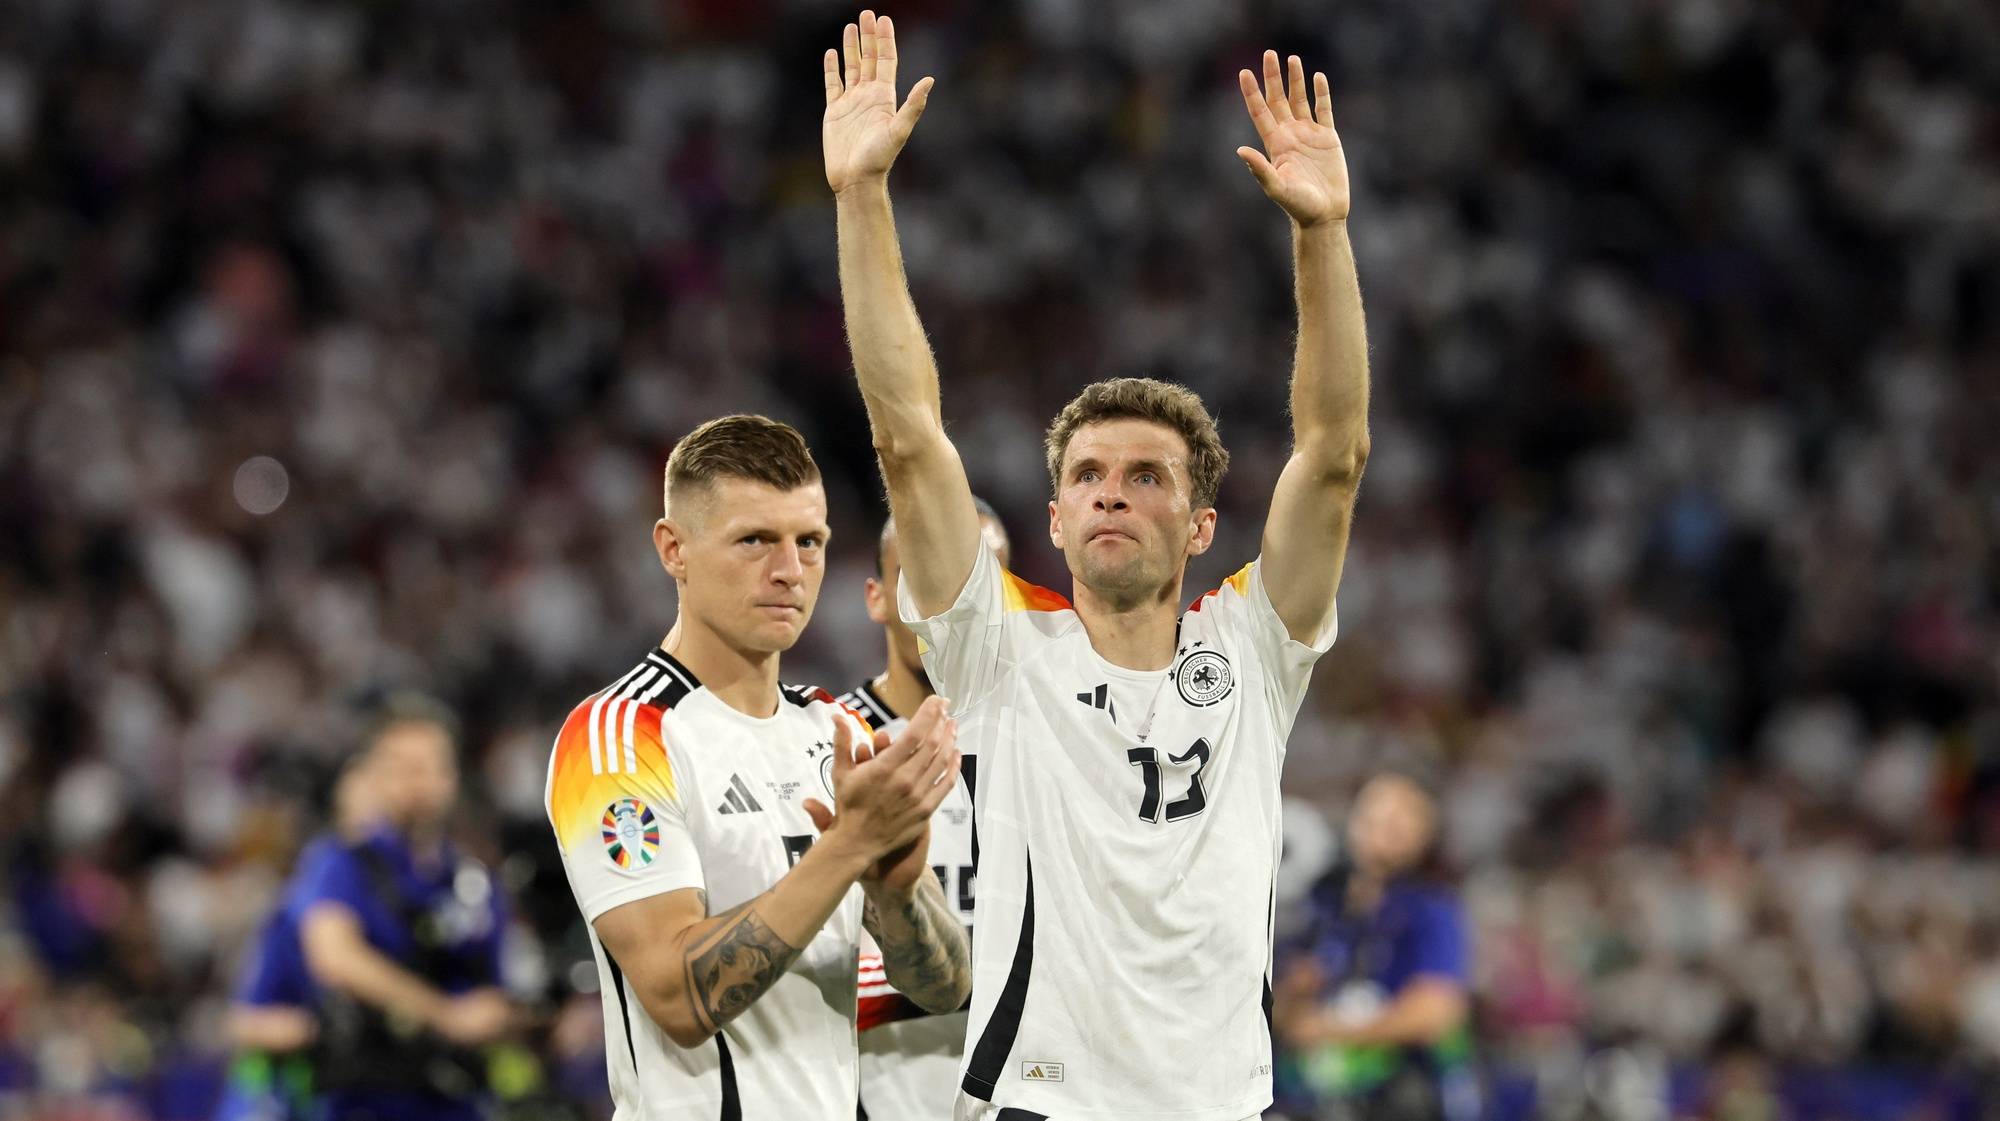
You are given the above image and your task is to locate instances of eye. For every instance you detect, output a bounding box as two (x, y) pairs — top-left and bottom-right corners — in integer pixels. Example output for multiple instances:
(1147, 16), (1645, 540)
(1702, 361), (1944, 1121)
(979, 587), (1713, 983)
(739, 534), (765, 546)
(1135, 472), (1158, 486)
(1078, 470), (1100, 484)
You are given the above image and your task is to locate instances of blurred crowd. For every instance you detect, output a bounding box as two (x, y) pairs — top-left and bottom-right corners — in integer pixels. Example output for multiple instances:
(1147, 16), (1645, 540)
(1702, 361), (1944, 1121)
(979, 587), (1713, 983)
(1, 0), (1996, 1116)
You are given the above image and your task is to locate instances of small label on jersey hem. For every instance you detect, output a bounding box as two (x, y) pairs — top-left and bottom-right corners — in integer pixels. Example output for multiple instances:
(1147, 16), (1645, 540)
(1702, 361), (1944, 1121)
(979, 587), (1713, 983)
(1021, 1061), (1064, 1083)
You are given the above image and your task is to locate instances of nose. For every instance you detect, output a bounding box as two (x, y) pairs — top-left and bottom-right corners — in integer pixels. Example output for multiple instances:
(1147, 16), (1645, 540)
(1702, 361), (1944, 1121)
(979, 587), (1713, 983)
(1093, 479), (1129, 513)
(769, 541), (805, 586)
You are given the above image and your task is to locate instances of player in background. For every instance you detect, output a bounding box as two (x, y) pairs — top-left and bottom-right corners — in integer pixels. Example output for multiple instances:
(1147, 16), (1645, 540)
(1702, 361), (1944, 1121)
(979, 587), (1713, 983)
(840, 501), (1011, 1121)
(214, 759), (381, 1121)
(545, 415), (972, 1120)
(824, 13), (1369, 1120)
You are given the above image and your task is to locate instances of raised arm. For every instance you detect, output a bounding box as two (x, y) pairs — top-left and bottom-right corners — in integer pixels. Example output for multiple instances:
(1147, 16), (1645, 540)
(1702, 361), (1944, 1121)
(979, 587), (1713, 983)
(1236, 52), (1371, 642)
(823, 11), (982, 616)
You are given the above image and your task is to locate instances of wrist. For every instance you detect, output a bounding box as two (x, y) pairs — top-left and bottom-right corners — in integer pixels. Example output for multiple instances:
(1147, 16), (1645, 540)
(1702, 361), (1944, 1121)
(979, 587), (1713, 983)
(1293, 215), (1348, 237)
(833, 176), (891, 202)
(805, 826), (877, 882)
(414, 989), (453, 1031)
(861, 874), (921, 907)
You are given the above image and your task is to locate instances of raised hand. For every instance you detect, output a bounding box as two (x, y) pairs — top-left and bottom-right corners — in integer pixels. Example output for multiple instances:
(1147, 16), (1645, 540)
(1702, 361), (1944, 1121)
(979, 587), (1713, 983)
(823, 10), (934, 194)
(803, 696), (959, 879)
(1237, 51), (1350, 227)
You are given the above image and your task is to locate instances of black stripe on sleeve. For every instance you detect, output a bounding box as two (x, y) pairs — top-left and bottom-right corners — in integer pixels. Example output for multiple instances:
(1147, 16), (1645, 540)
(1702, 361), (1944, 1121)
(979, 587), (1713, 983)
(996, 1110), (1049, 1120)
(716, 1033), (741, 1121)
(961, 851), (1034, 1101)
(602, 951), (640, 1076)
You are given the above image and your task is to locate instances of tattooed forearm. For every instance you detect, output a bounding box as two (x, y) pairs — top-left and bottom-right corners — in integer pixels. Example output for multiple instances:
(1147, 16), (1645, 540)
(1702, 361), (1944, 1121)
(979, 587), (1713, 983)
(864, 875), (972, 1014)
(681, 902), (804, 1036)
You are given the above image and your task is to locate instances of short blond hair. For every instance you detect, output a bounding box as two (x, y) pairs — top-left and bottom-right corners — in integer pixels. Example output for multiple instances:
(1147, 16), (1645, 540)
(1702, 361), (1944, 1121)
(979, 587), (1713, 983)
(1044, 378), (1229, 508)
(665, 415), (820, 517)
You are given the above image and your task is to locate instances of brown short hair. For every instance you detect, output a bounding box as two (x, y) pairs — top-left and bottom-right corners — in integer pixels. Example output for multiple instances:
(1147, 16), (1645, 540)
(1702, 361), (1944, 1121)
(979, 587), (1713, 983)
(665, 414), (820, 516)
(1044, 378), (1229, 508)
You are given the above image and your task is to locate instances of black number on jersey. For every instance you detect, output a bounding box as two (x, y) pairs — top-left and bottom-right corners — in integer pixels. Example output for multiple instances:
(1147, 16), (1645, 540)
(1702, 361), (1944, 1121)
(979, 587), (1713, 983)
(783, 834), (814, 867)
(1126, 738), (1213, 823)
(932, 863), (977, 919)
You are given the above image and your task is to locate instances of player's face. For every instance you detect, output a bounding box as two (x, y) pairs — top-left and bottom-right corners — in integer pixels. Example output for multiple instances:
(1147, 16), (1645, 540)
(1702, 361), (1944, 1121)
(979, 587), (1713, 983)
(668, 478), (830, 656)
(1049, 420), (1214, 602)
(866, 518), (1011, 674)
(1348, 775), (1436, 878)
(371, 721), (459, 831)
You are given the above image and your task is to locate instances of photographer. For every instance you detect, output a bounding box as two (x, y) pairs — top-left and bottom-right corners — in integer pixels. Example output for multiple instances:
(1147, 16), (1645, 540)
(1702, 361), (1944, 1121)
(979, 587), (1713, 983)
(1273, 771), (1479, 1121)
(298, 696), (514, 1121)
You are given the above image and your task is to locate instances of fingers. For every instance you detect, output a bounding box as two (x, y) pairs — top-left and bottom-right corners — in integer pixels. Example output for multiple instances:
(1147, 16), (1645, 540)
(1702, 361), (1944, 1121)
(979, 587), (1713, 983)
(878, 694), (948, 765)
(876, 14), (899, 85)
(859, 9), (878, 82)
(831, 716), (860, 782)
(893, 75), (934, 141)
(1314, 70), (1334, 129)
(895, 711), (950, 783)
(1287, 54), (1310, 121)
(843, 21), (861, 90)
(1238, 146), (1281, 193)
(1262, 50), (1289, 122)
(1238, 69), (1275, 146)
(803, 799), (834, 833)
(915, 750), (961, 816)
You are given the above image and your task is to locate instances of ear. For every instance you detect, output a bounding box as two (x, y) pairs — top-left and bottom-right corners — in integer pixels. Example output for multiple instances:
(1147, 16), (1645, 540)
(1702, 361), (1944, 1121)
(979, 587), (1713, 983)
(654, 518), (688, 581)
(1186, 507), (1218, 558)
(1047, 499), (1065, 550)
(863, 576), (891, 625)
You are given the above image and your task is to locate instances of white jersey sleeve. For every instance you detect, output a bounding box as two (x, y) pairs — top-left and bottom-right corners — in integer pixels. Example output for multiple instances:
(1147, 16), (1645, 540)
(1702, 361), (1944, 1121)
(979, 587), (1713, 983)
(899, 545), (1070, 711)
(1189, 558), (1339, 723)
(545, 687), (704, 923)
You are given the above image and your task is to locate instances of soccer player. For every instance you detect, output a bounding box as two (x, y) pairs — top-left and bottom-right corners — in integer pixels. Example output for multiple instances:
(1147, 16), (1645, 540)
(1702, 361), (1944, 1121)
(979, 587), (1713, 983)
(841, 502), (1011, 1121)
(545, 415), (973, 1119)
(824, 14), (1369, 1121)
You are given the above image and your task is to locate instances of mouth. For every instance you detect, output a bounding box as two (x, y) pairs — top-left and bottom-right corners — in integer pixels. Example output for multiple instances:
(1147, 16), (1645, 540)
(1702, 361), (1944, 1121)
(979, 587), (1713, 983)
(756, 604), (804, 617)
(1088, 529), (1136, 545)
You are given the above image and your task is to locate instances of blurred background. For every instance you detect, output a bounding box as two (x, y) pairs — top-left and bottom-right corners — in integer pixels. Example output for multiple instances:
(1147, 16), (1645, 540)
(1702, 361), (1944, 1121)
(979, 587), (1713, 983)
(2, 0), (1997, 1117)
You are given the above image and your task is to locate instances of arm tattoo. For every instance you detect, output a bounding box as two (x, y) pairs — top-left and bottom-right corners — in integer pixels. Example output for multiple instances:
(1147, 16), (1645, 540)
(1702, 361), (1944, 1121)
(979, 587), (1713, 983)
(681, 901), (804, 1036)
(864, 875), (972, 1015)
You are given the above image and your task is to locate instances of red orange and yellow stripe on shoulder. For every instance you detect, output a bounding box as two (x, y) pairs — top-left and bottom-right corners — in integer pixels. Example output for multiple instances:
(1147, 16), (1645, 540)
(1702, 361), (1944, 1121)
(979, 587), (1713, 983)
(1187, 561), (1255, 613)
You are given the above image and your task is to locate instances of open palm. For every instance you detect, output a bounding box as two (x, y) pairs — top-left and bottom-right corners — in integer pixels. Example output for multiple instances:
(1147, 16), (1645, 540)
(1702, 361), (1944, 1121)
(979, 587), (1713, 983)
(1237, 51), (1351, 226)
(823, 11), (932, 194)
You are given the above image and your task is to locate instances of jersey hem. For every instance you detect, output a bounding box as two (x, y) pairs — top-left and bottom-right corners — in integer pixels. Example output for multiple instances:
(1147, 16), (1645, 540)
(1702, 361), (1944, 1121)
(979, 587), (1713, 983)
(963, 1090), (1272, 1121)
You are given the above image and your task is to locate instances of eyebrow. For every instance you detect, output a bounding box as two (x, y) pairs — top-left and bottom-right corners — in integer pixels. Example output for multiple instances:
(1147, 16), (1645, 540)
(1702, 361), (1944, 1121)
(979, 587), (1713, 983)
(729, 524), (830, 540)
(1073, 455), (1173, 477)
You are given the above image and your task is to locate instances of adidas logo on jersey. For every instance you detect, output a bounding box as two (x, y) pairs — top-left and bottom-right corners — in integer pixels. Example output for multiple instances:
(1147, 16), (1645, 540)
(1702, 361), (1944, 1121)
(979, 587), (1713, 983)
(716, 774), (764, 814)
(1021, 1061), (1064, 1083)
(1075, 683), (1117, 719)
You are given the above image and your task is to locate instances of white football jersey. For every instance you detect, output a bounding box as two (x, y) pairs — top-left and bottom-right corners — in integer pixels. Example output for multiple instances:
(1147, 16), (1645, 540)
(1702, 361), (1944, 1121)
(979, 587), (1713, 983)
(546, 649), (868, 1121)
(901, 547), (1336, 1121)
(836, 681), (976, 1121)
